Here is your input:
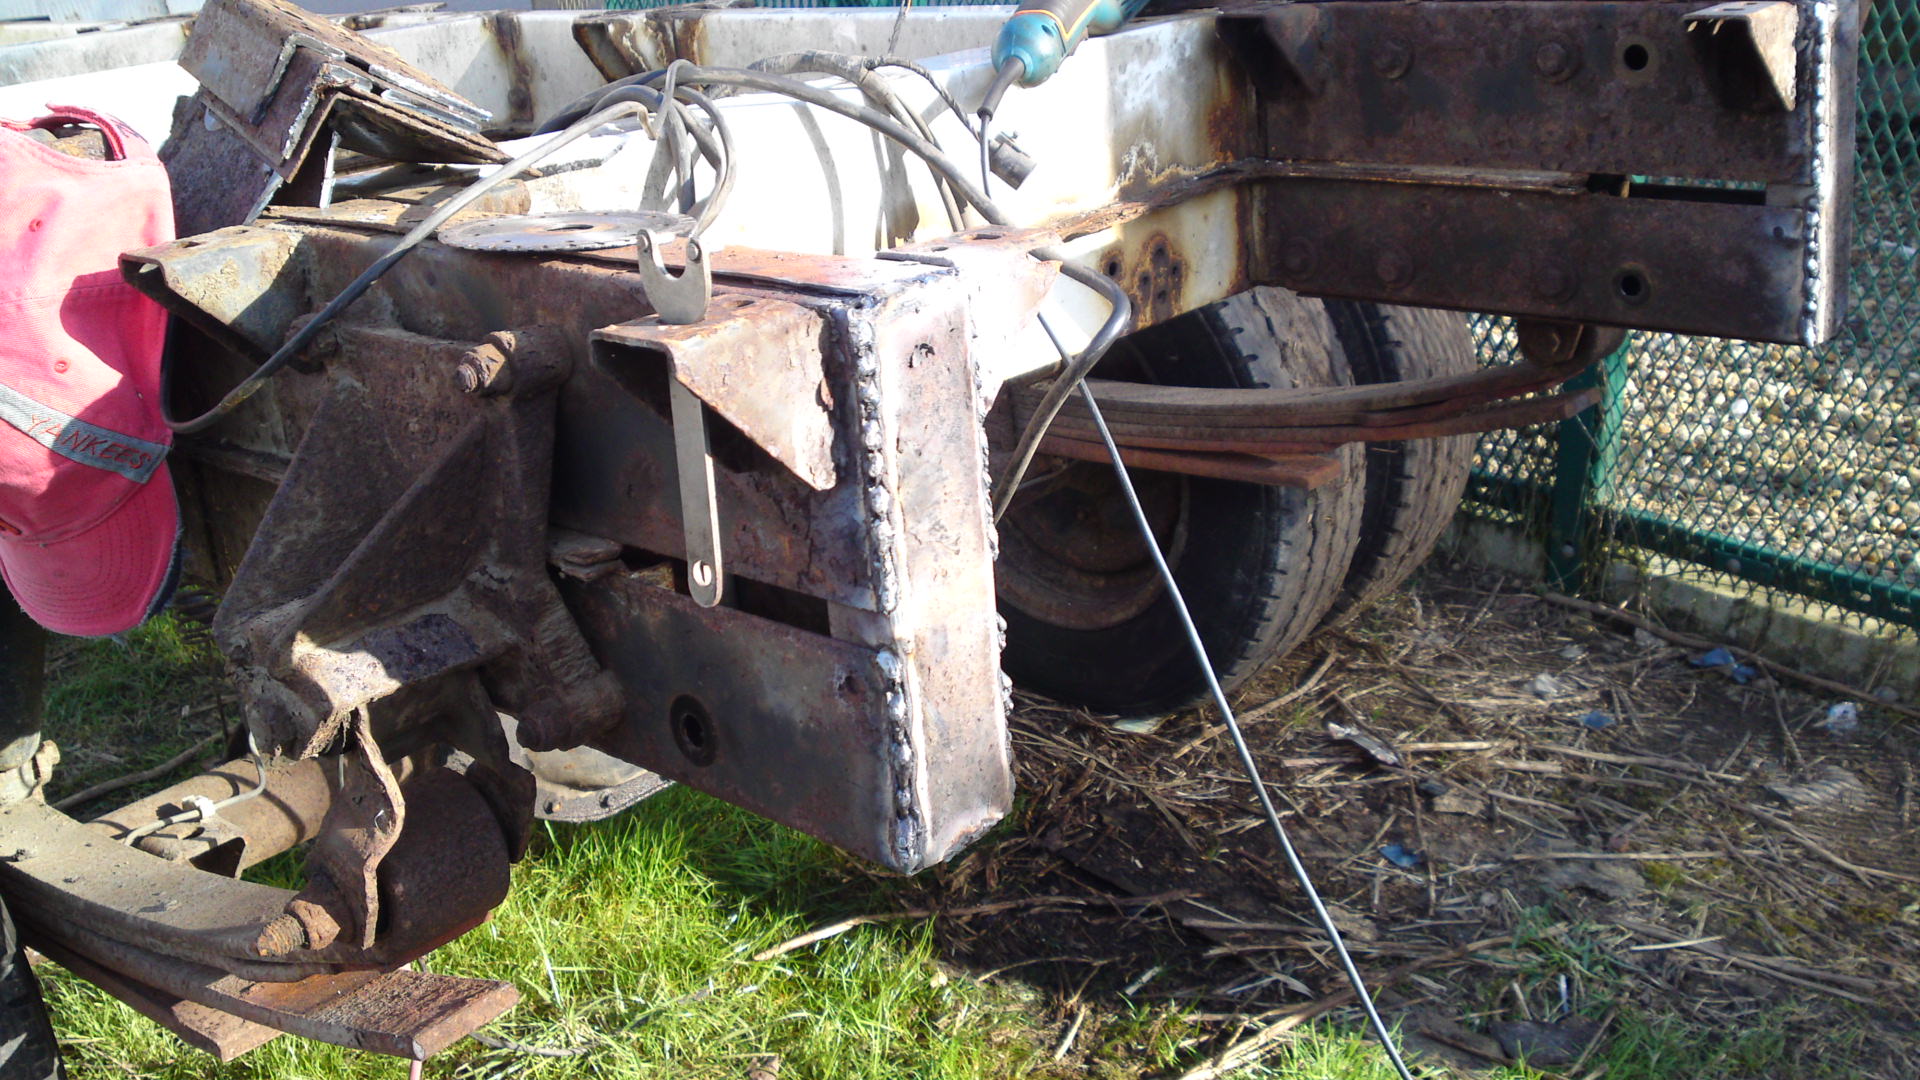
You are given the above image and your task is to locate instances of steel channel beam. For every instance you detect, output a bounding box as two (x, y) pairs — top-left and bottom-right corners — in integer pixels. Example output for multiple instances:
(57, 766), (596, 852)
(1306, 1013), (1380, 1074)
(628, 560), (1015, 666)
(20, 5), (1854, 347)
(1257, 177), (1817, 344)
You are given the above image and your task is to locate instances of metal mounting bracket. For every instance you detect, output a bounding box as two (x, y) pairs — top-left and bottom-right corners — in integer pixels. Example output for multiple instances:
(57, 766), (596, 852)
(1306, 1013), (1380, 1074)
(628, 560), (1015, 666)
(636, 230), (712, 325)
(668, 379), (725, 608)
(1685, 1), (1799, 111)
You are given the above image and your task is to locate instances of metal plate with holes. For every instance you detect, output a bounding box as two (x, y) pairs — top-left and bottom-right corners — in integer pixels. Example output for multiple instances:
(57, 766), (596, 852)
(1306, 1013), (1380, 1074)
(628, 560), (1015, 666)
(438, 211), (696, 254)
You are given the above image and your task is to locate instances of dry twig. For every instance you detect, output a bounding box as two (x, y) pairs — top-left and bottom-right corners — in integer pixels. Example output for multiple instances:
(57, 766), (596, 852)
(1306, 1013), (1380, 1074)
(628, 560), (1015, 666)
(752, 891), (1193, 961)
(1539, 591), (1920, 721)
(51, 732), (223, 813)
(1173, 936), (1514, 1080)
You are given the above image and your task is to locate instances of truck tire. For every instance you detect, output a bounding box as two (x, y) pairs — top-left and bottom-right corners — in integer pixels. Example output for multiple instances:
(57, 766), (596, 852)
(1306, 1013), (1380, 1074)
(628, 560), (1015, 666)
(1319, 303), (1478, 624)
(997, 287), (1364, 716)
(0, 894), (66, 1080)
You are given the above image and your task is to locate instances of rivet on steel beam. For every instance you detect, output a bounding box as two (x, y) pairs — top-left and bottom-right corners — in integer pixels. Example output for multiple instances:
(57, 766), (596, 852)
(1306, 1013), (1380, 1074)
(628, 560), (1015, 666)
(1372, 40), (1412, 79)
(1534, 265), (1577, 302)
(1375, 248), (1414, 288)
(1282, 237), (1317, 277)
(1534, 40), (1580, 82)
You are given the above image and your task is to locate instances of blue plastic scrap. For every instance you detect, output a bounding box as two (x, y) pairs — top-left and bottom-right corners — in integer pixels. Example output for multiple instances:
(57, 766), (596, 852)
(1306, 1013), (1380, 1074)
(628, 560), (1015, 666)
(1690, 647), (1735, 668)
(1380, 843), (1425, 869)
(1689, 647), (1756, 684)
(1817, 701), (1860, 734)
(1577, 710), (1615, 730)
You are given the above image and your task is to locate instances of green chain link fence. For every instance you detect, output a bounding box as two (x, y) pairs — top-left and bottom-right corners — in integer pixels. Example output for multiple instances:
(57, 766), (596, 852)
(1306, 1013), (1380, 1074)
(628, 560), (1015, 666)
(1466, 0), (1920, 638)
(593, 0), (1917, 636)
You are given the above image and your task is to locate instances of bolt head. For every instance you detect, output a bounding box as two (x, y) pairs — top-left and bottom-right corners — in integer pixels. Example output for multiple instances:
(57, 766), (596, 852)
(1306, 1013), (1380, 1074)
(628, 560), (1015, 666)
(1534, 41), (1577, 80)
(1282, 237), (1315, 276)
(456, 362), (482, 393)
(1534, 265), (1576, 302)
(1375, 248), (1413, 288)
(1372, 40), (1412, 79)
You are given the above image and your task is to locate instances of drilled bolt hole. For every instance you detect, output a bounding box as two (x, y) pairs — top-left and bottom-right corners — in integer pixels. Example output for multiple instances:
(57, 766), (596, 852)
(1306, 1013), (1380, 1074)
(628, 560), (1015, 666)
(1621, 43), (1650, 71)
(669, 694), (718, 766)
(1614, 269), (1649, 304)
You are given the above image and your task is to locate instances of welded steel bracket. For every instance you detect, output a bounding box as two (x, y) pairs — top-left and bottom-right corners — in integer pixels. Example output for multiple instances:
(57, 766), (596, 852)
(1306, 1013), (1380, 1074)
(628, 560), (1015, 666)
(124, 205), (1054, 874)
(161, 0), (502, 234)
(1685, 1), (1800, 110)
(204, 321), (622, 760)
(1215, 0), (1857, 343)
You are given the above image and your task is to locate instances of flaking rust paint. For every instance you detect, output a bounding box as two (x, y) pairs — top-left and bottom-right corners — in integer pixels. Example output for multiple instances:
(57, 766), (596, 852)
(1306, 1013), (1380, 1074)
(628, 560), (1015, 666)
(1093, 23), (1255, 332)
(482, 12), (537, 133)
(1093, 191), (1251, 332)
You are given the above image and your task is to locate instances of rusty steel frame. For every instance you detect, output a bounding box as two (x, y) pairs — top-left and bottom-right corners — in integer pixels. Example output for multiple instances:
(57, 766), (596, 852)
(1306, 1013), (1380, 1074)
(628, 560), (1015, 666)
(0, 0), (1863, 1065)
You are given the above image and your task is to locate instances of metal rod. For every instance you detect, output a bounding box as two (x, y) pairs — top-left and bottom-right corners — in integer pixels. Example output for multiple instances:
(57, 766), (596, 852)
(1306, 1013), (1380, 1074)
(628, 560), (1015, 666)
(1073, 376), (1418, 1080)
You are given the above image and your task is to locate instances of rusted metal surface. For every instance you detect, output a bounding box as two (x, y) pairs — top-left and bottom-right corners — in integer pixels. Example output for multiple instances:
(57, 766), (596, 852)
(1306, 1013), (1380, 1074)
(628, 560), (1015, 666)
(125, 205), (1036, 868)
(91, 755), (340, 873)
(1017, 350), (1593, 438)
(0, 798), (313, 972)
(296, 713), (405, 955)
(561, 572), (906, 866)
(1685, 1), (1802, 111)
(596, 299), (836, 491)
(1256, 175), (1821, 343)
(1220, 0), (1844, 183)
(507, 728), (674, 824)
(161, 0), (503, 235)
(1033, 438), (1344, 488)
(368, 768), (512, 962)
(182, 0), (484, 133)
(31, 940), (283, 1062)
(578, 246), (1019, 868)
(1039, 388), (1603, 455)
(18, 911), (517, 1060)
(204, 317), (619, 760)
(130, 204), (1033, 872)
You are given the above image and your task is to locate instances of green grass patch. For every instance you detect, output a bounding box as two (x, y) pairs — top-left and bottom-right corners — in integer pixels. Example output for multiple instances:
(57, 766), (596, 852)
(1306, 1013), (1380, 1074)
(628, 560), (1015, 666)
(41, 614), (227, 809)
(46, 786), (1071, 1079)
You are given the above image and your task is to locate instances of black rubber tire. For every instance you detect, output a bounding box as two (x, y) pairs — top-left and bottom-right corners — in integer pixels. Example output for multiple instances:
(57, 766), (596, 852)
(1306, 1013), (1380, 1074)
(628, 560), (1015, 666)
(0, 895), (66, 1080)
(1320, 302), (1478, 624)
(997, 287), (1364, 716)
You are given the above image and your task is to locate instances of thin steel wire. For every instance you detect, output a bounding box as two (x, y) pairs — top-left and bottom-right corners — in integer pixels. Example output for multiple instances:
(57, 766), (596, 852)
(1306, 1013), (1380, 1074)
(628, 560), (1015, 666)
(1069, 376), (1418, 1080)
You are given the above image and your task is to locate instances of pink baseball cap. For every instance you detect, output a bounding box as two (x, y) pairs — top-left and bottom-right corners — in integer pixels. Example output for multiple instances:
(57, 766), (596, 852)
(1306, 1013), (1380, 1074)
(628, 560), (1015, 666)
(0, 106), (179, 637)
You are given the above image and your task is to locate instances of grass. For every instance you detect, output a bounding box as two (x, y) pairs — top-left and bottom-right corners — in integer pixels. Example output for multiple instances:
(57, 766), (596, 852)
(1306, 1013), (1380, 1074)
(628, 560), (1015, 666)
(48, 786), (1060, 1079)
(28, 613), (1856, 1079)
(40, 614), (228, 810)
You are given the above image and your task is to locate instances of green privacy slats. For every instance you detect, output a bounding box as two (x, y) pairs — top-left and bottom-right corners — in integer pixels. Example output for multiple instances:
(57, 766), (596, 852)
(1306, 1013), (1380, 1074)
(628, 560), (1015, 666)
(1468, 0), (1920, 633)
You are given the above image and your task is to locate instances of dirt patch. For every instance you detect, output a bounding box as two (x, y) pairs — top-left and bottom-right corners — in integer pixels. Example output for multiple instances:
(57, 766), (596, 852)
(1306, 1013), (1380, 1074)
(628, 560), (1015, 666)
(884, 556), (1920, 1078)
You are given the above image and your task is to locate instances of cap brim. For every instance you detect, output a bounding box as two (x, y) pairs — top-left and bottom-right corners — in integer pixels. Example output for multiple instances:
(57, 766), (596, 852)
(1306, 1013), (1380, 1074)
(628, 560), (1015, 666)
(0, 464), (179, 637)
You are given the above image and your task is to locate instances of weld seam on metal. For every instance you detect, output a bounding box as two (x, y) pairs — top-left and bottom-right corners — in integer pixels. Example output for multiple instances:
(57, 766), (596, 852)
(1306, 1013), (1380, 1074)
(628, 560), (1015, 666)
(845, 309), (925, 868)
(1802, 0), (1836, 344)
